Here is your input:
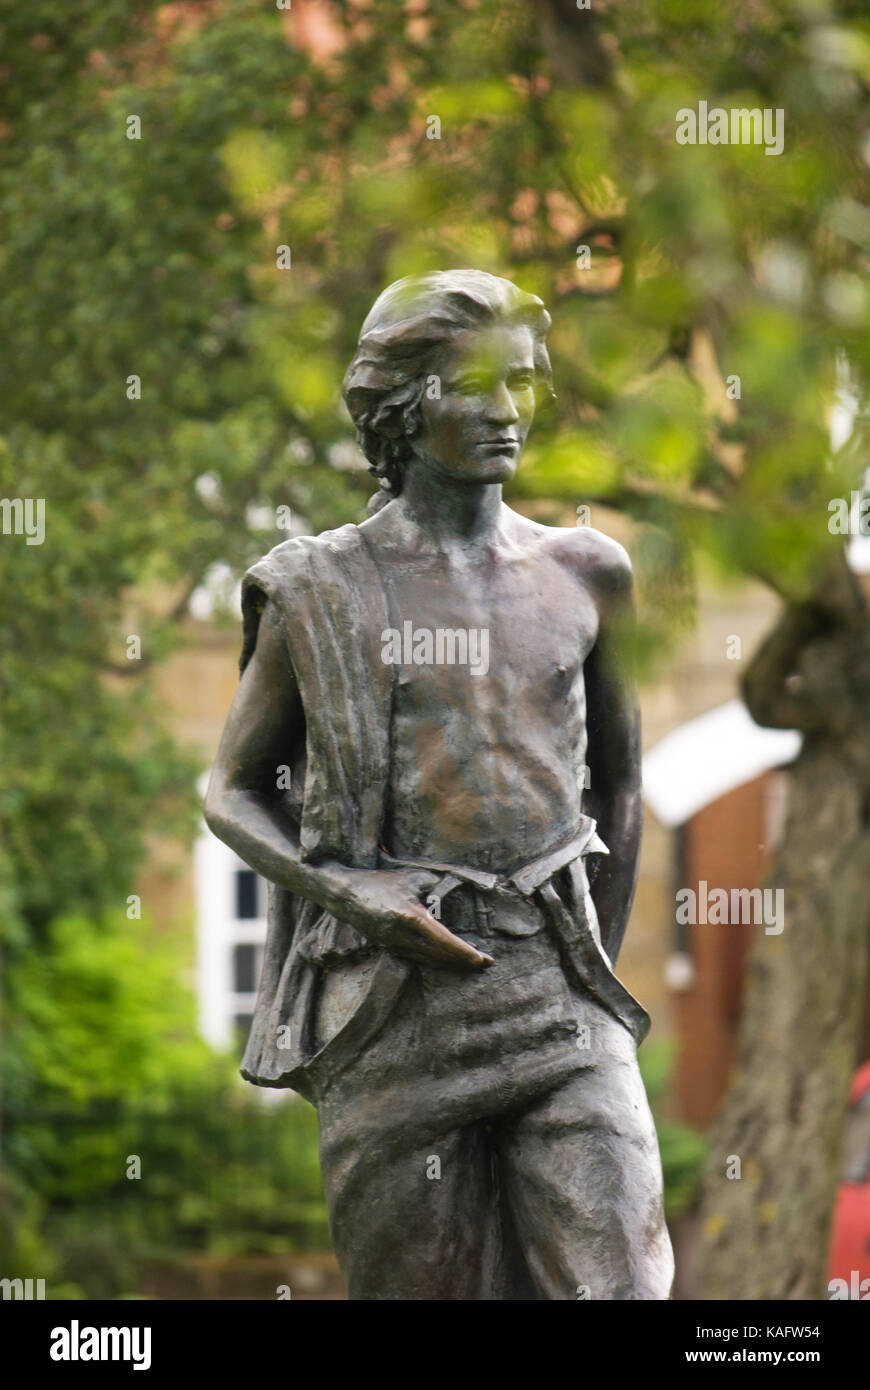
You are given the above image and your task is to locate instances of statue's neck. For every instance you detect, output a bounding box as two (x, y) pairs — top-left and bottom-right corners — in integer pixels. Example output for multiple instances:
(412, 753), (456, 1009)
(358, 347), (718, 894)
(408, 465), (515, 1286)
(396, 460), (504, 552)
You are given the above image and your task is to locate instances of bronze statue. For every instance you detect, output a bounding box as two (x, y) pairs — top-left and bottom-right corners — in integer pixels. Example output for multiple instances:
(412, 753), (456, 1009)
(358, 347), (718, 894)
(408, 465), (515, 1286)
(205, 270), (674, 1300)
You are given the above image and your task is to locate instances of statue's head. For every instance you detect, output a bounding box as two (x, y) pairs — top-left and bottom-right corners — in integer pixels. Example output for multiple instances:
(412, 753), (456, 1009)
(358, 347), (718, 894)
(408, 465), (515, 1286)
(343, 269), (554, 507)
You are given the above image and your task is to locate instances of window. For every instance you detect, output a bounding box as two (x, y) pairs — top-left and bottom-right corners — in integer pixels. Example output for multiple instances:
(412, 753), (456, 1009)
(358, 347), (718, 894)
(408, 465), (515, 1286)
(235, 869), (259, 919)
(194, 816), (269, 1056)
(233, 943), (258, 994)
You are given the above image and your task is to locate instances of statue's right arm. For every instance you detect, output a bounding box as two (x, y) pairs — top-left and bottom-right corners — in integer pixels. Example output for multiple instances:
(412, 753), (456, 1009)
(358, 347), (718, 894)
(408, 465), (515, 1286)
(204, 598), (490, 972)
(203, 597), (354, 913)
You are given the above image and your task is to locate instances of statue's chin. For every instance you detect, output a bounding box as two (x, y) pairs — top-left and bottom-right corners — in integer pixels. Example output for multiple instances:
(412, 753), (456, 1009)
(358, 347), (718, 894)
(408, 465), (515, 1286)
(411, 447), (520, 486)
(454, 455), (519, 484)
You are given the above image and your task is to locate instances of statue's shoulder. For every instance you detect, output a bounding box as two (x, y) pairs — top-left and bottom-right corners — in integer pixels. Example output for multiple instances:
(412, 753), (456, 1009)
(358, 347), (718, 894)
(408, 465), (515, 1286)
(243, 523), (363, 596)
(511, 510), (633, 595)
(239, 525), (366, 673)
(563, 524), (633, 594)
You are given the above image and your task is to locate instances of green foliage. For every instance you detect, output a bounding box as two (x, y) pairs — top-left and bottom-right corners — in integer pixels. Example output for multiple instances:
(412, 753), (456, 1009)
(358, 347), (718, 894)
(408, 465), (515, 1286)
(639, 1039), (707, 1220)
(2, 909), (327, 1296)
(5, 912), (216, 1122)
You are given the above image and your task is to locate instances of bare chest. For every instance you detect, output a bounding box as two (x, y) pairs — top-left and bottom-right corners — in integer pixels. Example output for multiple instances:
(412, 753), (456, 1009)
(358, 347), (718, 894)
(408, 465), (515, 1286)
(378, 553), (598, 697)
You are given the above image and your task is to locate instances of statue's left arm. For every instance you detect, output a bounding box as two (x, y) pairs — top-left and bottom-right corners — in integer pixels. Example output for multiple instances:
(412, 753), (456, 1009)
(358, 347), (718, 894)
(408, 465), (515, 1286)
(581, 540), (642, 965)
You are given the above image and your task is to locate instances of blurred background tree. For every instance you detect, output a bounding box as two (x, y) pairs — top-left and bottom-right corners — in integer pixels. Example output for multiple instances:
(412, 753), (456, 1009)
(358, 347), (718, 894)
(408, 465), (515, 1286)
(2, 907), (329, 1297)
(1, 0), (869, 1297)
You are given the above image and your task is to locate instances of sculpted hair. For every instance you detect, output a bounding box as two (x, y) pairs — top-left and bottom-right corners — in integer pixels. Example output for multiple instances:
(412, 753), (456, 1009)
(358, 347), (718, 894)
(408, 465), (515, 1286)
(342, 269), (554, 511)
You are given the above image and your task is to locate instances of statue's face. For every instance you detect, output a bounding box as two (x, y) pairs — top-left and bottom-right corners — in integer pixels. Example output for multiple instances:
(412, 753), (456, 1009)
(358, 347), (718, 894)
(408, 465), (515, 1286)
(413, 321), (537, 483)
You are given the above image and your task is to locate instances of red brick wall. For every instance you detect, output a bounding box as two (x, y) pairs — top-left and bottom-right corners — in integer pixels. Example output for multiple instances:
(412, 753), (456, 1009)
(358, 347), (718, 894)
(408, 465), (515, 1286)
(672, 774), (769, 1128)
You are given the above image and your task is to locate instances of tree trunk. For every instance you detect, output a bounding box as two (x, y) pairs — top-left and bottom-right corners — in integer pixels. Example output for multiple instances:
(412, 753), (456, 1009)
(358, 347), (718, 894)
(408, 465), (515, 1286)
(696, 559), (870, 1299)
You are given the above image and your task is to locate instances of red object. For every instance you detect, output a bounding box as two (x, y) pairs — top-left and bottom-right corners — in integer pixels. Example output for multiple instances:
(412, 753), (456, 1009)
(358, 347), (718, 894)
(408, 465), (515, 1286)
(828, 1065), (870, 1293)
(848, 1059), (870, 1106)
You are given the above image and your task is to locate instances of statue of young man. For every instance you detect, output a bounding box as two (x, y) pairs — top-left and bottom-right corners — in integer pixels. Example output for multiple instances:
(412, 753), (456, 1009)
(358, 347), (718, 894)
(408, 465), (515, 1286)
(205, 270), (674, 1300)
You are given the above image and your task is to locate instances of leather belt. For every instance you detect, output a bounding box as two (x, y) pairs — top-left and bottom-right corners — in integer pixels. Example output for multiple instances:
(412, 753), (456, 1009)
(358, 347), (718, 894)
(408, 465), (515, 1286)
(379, 818), (609, 916)
(378, 821), (650, 1043)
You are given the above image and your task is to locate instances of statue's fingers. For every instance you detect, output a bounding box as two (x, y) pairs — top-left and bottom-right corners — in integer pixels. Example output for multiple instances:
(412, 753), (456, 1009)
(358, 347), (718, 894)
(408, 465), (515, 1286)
(405, 908), (493, 970)
(405, 869), (443, 895)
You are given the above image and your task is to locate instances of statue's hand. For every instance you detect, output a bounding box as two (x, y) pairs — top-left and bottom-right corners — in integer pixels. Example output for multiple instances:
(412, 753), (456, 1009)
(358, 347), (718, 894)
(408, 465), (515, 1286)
(333, 868), (494, 972)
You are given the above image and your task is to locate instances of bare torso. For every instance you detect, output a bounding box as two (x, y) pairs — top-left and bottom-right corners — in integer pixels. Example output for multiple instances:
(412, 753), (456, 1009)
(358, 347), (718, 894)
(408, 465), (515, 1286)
(363, 505), (600, 875)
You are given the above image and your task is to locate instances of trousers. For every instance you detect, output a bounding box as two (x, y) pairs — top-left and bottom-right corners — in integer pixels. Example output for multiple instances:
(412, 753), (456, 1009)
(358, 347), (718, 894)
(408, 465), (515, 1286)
(312, 883), (674, 1300)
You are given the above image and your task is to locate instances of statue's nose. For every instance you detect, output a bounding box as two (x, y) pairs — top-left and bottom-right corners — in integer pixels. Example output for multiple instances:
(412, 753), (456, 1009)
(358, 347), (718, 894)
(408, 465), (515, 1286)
(484, 382), (520, 424)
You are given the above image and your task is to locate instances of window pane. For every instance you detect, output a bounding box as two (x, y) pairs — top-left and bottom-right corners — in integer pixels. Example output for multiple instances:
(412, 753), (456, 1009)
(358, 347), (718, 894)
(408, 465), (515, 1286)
(235, 869), (258, 919)
(233, 943), (257, 994)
